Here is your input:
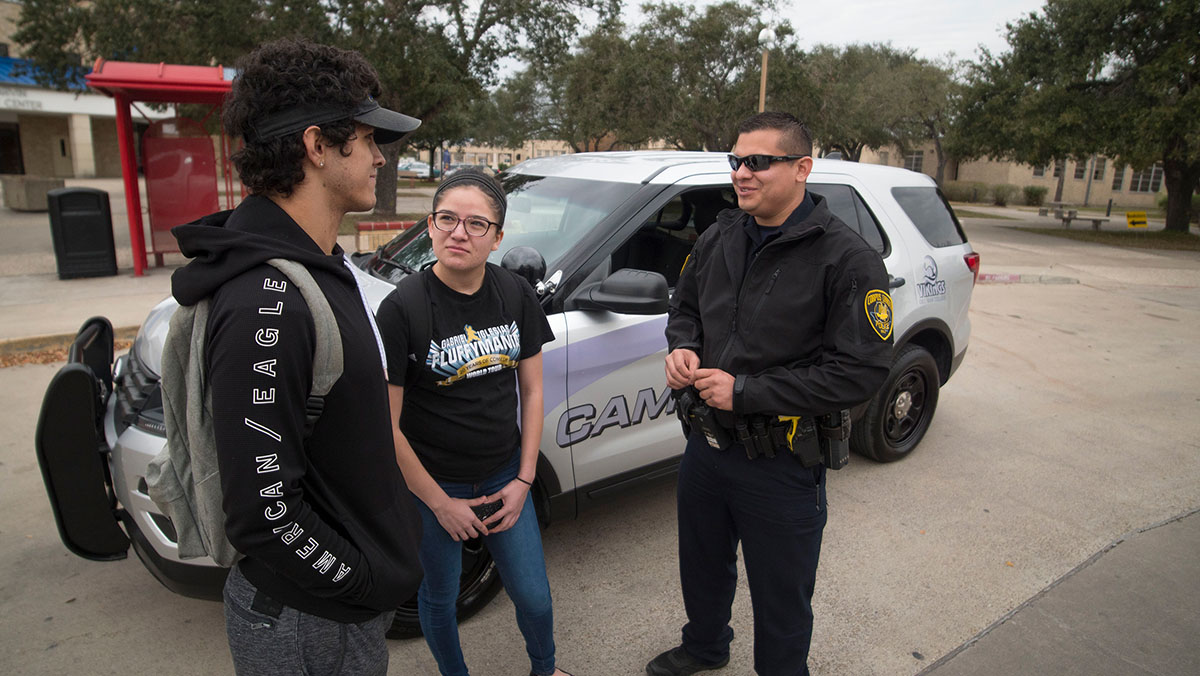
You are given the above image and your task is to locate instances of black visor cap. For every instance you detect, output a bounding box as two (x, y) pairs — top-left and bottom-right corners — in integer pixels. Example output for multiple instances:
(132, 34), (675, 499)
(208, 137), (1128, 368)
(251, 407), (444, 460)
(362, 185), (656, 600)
(354, 99), (421, 145)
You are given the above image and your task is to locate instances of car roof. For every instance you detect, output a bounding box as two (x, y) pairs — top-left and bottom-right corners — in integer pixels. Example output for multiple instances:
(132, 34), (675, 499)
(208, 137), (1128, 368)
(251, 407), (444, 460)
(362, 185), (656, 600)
(506, 151), (937, 189)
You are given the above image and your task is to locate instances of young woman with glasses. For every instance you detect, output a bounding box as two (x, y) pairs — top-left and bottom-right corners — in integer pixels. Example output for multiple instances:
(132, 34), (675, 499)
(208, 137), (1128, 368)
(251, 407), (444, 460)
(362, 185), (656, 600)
(374, 168), (570, 676)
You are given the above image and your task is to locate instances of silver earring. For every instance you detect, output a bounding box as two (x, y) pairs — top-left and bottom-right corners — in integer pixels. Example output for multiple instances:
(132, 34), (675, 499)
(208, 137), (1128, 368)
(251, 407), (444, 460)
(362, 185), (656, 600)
(319, 161), (324, 167)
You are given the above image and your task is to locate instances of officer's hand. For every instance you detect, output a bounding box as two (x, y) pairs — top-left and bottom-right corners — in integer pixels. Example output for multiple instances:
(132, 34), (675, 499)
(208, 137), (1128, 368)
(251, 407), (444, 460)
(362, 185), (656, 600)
(665, 348), (700, 389)
(694, 368), (735, 411)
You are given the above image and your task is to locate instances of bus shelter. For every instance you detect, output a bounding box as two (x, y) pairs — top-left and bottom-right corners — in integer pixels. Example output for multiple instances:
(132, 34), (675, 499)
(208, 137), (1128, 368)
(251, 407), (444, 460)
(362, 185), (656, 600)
(85, 59), (238, 276)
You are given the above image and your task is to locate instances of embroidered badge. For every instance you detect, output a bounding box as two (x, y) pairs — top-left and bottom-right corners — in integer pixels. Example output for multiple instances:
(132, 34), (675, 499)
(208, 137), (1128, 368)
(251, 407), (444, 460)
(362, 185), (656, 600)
(865, 290), (893, 340)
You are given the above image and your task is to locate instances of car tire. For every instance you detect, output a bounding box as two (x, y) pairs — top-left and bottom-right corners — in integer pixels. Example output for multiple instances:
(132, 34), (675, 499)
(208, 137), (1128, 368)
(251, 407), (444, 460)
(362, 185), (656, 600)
(851, 343), (940, 463)
(386, 537), (504, 639)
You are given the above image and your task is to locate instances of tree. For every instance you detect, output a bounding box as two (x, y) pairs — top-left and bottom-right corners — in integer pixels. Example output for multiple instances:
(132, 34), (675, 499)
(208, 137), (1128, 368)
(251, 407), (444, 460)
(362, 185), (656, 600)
(15, 0), (616, 216)
(324, 0), (620, 214)
(632, 1), (784, 151)
(953, 0), (1200, 232)
(892, 58), (962, 185)
(15, 0), (334, 82)
(484, 18), (667, 153)
(782, 43), (919, 162)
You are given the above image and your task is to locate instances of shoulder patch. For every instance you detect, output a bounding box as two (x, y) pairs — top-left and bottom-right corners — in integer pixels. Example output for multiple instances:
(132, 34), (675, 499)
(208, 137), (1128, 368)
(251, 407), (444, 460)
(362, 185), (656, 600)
(864, 289), (893, 340)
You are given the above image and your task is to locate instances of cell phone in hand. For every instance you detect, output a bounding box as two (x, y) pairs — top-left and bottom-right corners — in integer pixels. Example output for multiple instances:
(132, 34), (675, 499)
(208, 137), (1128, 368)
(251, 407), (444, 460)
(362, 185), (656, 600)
(471, 500), (503, 524)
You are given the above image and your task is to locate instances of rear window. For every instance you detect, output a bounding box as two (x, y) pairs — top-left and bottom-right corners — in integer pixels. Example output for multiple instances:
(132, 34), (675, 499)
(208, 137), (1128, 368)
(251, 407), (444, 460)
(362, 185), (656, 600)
(891, 187), (966, 247)
(809, 183), (888, 255)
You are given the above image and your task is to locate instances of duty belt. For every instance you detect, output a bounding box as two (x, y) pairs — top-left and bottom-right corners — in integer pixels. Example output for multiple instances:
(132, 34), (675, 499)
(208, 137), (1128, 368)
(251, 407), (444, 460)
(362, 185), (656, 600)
(733, 415), (817, 460)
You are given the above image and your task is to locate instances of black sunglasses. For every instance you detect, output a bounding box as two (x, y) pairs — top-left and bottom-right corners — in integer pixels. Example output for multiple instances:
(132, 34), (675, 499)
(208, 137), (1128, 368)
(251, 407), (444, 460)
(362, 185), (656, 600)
(727, 153), (810, 172)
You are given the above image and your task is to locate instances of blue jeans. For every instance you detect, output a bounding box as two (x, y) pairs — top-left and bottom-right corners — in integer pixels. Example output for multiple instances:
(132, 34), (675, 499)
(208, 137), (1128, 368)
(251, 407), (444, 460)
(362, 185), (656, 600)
(415, 454), (556, 676)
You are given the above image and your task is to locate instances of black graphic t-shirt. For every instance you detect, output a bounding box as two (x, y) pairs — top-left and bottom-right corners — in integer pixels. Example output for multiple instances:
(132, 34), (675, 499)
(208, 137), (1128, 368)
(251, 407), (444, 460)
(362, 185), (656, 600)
(376, 266), (554, 483)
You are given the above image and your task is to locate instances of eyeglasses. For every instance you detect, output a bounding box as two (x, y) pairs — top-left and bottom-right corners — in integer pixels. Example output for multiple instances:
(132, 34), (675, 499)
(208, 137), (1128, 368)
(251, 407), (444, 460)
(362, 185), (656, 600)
(727, 153), (810, 172)
(430, 210), (500, 237)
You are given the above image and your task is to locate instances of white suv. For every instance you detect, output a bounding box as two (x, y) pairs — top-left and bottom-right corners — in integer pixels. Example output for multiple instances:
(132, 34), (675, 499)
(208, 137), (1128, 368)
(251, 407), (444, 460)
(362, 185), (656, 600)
(36, 152), (977, 637)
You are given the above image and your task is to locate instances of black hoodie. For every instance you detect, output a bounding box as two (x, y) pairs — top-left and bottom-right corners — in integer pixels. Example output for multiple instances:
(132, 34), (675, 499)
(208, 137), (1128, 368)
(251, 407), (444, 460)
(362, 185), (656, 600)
(172, 195), (422, 623)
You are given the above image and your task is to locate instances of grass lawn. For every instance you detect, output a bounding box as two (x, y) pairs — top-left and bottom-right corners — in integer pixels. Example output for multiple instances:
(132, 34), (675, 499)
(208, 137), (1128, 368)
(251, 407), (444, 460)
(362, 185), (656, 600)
(953, 209), (1020, 220)
(1010, 227), (1200, 251)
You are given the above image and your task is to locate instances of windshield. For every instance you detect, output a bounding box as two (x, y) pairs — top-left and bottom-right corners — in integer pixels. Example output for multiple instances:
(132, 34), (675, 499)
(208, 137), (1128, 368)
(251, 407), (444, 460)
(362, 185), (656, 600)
(366, 173), (640, 284)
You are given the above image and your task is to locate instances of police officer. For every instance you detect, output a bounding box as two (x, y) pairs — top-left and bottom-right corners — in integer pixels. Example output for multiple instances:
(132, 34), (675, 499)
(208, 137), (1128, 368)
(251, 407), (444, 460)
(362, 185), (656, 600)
(647, 112), (893, 676)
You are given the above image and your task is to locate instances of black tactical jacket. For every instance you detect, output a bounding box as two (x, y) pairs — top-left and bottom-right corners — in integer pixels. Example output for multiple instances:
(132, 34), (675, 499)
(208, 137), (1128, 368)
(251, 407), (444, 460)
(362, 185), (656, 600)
(666, 193), (893, 418)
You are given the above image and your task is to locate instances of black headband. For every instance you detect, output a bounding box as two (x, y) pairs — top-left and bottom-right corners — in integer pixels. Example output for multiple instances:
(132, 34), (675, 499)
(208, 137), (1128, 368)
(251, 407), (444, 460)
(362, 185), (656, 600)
(246, 98), (421, 145)
(434, 171), (507, 225)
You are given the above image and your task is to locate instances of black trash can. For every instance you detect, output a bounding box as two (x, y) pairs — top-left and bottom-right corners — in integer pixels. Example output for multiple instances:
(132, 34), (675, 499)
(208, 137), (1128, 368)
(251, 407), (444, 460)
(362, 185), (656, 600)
(47, 187), (118, 280)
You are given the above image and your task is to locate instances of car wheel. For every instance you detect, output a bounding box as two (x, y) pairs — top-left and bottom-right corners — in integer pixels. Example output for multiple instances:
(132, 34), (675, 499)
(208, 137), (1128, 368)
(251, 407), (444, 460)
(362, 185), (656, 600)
(386, 536), (504, 639)
(851, 343), (940, 463)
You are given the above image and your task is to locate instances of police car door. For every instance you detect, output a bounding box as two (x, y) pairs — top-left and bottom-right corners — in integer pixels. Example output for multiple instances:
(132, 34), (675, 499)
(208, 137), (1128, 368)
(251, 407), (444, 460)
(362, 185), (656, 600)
(555, 180), (733, 503)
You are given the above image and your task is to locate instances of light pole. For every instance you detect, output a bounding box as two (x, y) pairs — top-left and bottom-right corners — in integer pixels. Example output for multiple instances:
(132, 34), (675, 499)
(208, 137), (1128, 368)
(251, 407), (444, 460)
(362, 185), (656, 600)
(757, 27), (776, 113)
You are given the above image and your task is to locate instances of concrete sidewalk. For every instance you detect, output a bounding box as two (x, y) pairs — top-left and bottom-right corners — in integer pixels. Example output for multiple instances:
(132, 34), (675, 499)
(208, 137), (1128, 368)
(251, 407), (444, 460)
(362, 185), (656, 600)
(2, 188), (1199, 675)
(920, 509), (1200, 676)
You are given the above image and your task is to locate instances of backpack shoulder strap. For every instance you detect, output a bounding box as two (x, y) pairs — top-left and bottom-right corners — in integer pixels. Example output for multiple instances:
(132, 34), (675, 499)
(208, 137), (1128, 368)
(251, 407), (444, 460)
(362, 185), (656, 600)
(394, 270), (432, 384)
(488, 262), (530, 319)
(265, 259), (343, 430)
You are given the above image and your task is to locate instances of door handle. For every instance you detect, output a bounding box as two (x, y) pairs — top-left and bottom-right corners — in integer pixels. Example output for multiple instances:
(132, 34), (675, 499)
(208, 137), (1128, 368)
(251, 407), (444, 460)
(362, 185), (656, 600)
(888, 276), (906, 289)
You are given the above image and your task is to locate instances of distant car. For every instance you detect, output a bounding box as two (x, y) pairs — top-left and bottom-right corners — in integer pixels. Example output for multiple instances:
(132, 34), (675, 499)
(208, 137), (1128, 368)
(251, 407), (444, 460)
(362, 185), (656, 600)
(442, 163), (495, 177)
(36, 151), (977, 640)
(397, 160), (433, 177)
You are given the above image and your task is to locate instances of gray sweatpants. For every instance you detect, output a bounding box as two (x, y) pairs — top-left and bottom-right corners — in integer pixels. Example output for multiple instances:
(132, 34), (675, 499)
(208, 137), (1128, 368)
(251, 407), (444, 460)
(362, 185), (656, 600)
(223, 563), (393, 675)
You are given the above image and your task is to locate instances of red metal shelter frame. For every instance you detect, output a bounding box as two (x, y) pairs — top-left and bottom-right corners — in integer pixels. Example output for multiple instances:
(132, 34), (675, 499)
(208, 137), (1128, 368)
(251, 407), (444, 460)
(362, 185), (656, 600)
(86, 59), (236, 276)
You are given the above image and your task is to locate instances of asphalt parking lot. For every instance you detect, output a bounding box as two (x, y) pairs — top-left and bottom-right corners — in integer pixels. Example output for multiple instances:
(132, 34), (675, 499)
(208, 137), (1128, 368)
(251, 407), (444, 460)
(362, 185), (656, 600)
(1, 214), (1198, 675)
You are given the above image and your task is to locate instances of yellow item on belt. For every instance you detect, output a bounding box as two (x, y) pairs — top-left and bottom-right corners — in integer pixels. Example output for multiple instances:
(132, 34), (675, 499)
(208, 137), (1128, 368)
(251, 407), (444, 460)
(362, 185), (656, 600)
(777, 415), (801, 451)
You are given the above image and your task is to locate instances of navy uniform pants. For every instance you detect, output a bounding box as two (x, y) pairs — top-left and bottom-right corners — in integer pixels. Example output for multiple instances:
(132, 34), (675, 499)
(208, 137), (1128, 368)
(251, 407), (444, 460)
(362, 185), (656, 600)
(677, 431), (827, 676)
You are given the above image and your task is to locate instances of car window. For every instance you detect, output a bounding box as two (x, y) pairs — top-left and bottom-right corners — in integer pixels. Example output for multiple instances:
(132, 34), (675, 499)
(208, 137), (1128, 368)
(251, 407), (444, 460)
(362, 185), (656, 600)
(502, 174), (640, 262)
(371, 174), (641, 284)
(808, 183), (888, 255)
(891, 187), (967, 247)
(611, 187), (735, 287)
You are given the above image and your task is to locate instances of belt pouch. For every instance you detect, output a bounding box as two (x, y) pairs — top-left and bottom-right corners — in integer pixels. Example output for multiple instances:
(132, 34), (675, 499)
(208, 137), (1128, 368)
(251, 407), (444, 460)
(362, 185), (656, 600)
(791, 434), (823, 468)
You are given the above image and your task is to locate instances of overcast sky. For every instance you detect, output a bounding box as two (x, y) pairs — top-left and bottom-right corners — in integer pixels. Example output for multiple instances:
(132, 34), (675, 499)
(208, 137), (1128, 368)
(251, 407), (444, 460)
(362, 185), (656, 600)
(626, 0), (1050, 62)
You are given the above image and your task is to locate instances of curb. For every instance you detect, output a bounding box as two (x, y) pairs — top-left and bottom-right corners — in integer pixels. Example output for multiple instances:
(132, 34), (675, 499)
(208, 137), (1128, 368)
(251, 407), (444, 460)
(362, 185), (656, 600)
(916, 506), (1200, 675)
(977, 273), (1079, 285)
(0, 326), (140, 356)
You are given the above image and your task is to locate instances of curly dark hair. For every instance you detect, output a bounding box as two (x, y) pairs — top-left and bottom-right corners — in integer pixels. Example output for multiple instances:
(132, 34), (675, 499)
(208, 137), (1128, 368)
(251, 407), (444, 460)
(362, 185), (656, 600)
(736, 112), (814, 157)
(223, 39), (383, 196)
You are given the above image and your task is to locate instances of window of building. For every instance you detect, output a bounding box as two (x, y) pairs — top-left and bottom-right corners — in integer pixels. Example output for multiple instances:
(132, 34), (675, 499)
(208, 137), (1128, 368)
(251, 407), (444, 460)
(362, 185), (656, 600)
(903, 150), (924, 173)
(1129, 163), (1164, 193)
(0, 44), (9, 58)
(1073, 161), (1087, 180)
(879, 151), (889, 166)
(1032, 164), (1046, 177)
(1092, 158), (1106, 181)
(1053, 159), (1065, 178)
(1112, 165), (1124, 191)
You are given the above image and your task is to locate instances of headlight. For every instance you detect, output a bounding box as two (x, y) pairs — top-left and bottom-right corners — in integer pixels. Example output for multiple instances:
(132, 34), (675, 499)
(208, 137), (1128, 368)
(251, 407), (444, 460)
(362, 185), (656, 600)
(131, 298), (179, 379)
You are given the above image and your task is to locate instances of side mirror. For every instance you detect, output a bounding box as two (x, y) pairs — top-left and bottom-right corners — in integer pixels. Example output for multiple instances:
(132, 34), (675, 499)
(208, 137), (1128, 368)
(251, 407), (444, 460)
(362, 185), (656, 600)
(570, 268), (669, 315)
(501, 246), (546, 289)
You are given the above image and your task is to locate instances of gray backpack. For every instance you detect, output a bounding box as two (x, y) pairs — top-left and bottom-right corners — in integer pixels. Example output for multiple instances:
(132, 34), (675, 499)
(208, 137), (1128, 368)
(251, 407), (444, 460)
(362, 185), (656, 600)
(146, 258), (343, 566)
